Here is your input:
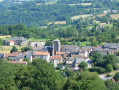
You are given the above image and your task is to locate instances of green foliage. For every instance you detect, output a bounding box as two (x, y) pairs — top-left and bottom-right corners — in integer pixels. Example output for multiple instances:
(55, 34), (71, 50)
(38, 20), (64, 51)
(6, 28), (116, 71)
(105, 80), (119, 90)
(78, 61), (88, 70)
(0, 38), (3, 45)
(24, 58), (29, 61)
(116, 52), (119, 56)
(77, 41), (80, 46)
(21, 46), (32, 53)
(45, 40), (53, 46)
(88, 67), (107, 74)
(0, 60), (17, 90)
(0, 58), (65, 90)
(106, 64), (113, 72)
(114, 72), (119, 81)
(64, 71), (106, 90)
(10, 46), (18, 53)
(92, 52), (103, 64)
(103, 54), (118, 66)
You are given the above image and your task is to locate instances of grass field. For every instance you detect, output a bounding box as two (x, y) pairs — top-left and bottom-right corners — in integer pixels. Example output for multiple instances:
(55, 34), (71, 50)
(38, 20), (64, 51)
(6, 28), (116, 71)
(111, 14), (119, 20)
(69, 3), (92, 6)
(0, 35), (11, 39)
(29, 38), (47, 42)
(45, 1), (57, 5)
(67, 41), (90, 47)
(0, 45), (27, 54)
(71, 14), (92, 20)
(47, 21), (66, 25)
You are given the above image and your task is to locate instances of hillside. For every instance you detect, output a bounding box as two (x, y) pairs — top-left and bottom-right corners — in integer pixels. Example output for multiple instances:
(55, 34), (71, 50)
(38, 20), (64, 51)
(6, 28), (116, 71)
(0, 0), (118, 28)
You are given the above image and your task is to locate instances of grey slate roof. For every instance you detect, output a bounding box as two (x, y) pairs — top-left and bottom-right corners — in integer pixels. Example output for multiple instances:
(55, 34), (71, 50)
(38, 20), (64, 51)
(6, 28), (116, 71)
(74, 58), (85, 63)
(104, 43), (118, 49)
(0, 53), (4, 59)
(61, 45), (79, 52)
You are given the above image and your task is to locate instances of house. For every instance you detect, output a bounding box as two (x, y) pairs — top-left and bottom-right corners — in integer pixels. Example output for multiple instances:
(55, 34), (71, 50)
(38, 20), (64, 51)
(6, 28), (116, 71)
(3, 52), (25, 61)
(30, 41), (45, 48)
(8, 61), (27, 65)
(79, 46), (92, 57)
(0, 53), (4, 59)
(11, 37), (27, 45)
(61, 45), (79, 52)
(103, 43), (118, 54)
(65, 57), (75, 66)
(33, 51), (50, 62)
(3, 39), (9, 46)
(8, 40), (14, 46)
(73, 58), (86, 68)
(50, 55), (62, 67)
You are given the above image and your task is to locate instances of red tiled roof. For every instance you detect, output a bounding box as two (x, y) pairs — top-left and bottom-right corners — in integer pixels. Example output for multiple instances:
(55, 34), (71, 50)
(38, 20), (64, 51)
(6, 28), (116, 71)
(3, 52), (22, 58)
(9, 40), (14, 43)
(50, 55), (62, 60)
(80, 57), (88, 60)
(34, 52), (49, 56)
(67, 68), (74, 71)
(8, 61), (27, 64)
(56, 52), (65, 55)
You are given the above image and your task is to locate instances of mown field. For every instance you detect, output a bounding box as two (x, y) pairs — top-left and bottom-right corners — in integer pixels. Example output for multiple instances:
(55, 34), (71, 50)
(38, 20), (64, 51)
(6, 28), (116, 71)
(69, 3), (92, 6)
(71, 14), (92, 20)
(111, 14), (119, 20)
(0, 45), (27, 53)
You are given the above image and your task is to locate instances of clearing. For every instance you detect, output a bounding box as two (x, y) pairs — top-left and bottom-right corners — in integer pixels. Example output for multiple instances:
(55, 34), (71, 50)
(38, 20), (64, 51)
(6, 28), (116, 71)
(0, 45), (27, 53)
(71, 14), (92, 21)
(111, 14), (119, 20)
(69, 3), (92, 6)
(0, 35), (11, 39)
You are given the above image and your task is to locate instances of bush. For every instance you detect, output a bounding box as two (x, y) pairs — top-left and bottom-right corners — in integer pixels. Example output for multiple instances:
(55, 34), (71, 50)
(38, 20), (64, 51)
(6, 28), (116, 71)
(113, 64), (119, 70)
(114, 72), (119, 81)
(88, 67), (107, 74)
(106, 64), (113, 72)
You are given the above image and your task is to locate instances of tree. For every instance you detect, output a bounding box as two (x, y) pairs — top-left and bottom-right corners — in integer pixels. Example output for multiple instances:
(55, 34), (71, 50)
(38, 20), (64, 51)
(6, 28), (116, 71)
(21, 46), (32, 53)
(92, 52), (103, 64)
(103, 54), (118, 66)
(78, 61), (88, 70)
(0, 60), (18, 89)
(77, 41), (80, 46)
(106, 64), (113, 72)
(45, 40), (53, 46)
(73, 40), (76, 45)
(0, 39), (2, 45)
(114, 72), (119, 81)
(10, 46), (18, 53)
(64, 71), (106, 90)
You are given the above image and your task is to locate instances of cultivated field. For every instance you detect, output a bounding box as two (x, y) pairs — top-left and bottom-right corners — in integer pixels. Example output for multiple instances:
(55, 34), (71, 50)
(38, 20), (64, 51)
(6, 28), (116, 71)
(71, 14), (92, 20)
(111, 14), (119, 20)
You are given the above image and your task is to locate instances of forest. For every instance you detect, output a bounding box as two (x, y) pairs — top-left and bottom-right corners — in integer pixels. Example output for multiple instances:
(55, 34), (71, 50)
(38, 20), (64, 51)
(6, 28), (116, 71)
(0, 0), (118, 27)
(0, 58), (119, 90)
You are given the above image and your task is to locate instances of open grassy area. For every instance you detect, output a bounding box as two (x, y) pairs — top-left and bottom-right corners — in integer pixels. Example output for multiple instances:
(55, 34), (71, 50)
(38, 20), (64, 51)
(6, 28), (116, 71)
(71, 14), (92, 20)
(29, 38), (47, 42)
(45, 1), (57, 5)
(0, 45), (27, 54)
(69, 3), (92, 6)
(0, 35), (11, 39)
(111, 14), (119, 20)
(80, 42), (90, 47)
(67, 41), (90, 47)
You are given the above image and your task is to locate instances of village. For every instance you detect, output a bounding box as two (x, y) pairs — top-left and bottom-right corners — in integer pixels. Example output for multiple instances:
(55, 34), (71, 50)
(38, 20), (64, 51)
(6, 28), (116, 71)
(0, 37), (119, 72)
